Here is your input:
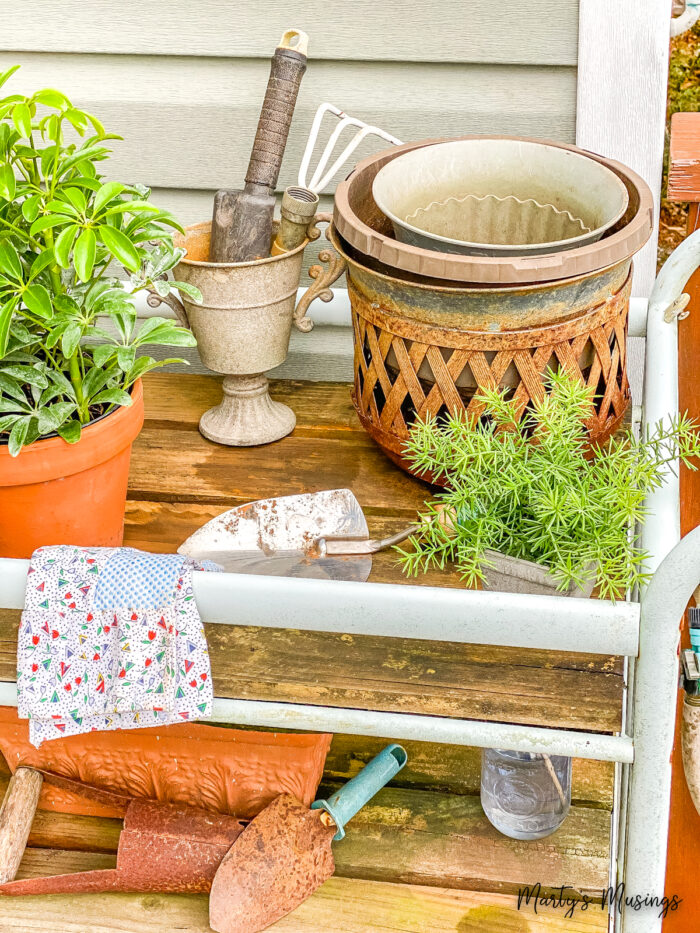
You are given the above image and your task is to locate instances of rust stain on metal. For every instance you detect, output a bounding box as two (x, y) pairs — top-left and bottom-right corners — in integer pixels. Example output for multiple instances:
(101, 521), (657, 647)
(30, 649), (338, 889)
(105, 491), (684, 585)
(336, 225), (633, 483)
(0, 798), (245, 896)
(209, 794), (336, 933)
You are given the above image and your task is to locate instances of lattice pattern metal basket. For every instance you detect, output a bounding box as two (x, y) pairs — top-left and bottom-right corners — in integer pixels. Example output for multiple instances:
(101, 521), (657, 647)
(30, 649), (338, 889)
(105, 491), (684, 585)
(350, 273), (631, 479)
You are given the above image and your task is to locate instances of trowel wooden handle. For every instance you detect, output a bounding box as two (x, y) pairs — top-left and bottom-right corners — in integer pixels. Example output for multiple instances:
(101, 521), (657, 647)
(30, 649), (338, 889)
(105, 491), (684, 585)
(0, 767), (43, 883)
(245, 30), (309, 192)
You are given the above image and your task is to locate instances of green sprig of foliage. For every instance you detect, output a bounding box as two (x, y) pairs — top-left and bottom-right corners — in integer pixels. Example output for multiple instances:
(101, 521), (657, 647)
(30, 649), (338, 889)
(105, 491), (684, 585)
(397, 372), (700, 600)
(0, 65), (200, 455)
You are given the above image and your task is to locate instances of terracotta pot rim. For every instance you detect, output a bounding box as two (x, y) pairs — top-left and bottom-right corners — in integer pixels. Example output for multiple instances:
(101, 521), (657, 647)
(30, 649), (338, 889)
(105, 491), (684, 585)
(0, 379), (144, 487)
(175, 220), (310, 270)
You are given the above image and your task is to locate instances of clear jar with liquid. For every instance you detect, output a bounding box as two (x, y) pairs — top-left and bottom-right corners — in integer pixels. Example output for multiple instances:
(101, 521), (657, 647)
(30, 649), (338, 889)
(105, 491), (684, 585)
(480, 748), (572, 840)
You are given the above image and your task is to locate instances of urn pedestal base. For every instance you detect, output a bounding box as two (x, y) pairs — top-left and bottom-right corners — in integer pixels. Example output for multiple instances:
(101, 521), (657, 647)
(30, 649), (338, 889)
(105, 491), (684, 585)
(199, 374), (296, 447)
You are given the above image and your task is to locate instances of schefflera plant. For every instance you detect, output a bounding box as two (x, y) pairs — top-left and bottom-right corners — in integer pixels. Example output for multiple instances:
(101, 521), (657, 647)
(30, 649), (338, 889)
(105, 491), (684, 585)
(0, 65), (200, 455)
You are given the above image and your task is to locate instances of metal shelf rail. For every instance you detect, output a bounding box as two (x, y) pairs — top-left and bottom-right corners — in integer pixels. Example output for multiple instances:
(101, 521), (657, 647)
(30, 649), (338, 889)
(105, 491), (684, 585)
(3, 231), (700, 931)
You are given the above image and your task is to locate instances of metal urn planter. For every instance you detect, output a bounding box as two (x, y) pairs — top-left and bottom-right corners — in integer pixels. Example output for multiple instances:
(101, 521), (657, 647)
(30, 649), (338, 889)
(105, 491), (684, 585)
(162, 217), (343, 446)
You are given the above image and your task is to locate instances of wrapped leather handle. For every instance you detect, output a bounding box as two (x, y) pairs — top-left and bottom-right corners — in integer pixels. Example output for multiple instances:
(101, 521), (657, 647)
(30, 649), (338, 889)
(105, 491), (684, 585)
(245, 30), (308, 192)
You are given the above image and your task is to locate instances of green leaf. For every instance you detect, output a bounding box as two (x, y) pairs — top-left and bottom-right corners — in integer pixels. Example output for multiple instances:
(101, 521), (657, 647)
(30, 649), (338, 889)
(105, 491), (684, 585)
(116, 345), (135, 372)
(171, 281), (202, 303)
(90, 343), (115, 367)
(57, 144), (110, 178)
(74, 227), (96, 282)
(23, 283), (53, 319)
(53, 223), (79, 268)
(30, 214), (69, 235)
(1, 364), (48, 389)
(60, 322), (82, 358)
(8, 416), (28, 456)
(64, 108), (88, 135)
(92, 181), (125, 216)
(91, 387), (133, 407)
(81, 365), (113, 400)
(0, 242), (22, 281)
(134, 318), (196, 348)
(57, 419), (81, 444)
(104, 200), (159, 216)
(62, 187), (86, 213)
(11, 102), (32, 138)
(30, 249), (56, 280)
(0, 413), (21, 434)
(33, 88), (69, 109)
(0, 297), (17, 357)
(97, 224), (141, 272)
(0, 162), (15, 200)
(21, 194), (42, 222)
(44, 199), (80, 217)
(0, 65), (20, 92)
(0, 371), (24, 402)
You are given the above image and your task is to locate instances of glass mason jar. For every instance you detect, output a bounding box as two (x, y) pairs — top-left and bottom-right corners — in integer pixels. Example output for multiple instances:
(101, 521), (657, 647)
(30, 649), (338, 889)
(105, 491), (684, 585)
(480, 748), (572, 840)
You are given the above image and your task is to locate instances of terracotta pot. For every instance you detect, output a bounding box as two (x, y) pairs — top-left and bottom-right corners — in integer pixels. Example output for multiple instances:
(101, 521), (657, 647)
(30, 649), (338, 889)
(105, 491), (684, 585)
(0, 707), (331, 820)
(0, 380), (144, 558)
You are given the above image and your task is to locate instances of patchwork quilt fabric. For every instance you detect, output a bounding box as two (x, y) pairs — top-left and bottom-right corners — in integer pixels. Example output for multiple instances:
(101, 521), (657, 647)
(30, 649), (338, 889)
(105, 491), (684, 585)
(17, 546), (215, 746)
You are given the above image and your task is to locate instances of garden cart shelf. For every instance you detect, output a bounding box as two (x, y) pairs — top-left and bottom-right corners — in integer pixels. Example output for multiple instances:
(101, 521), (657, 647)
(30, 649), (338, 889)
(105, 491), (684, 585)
(0, 233), (699, 932)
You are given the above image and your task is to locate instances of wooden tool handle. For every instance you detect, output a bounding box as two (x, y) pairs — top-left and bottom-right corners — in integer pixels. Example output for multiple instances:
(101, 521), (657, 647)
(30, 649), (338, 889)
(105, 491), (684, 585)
(245, 30), (308, 192)
(0, 767), (43, 884)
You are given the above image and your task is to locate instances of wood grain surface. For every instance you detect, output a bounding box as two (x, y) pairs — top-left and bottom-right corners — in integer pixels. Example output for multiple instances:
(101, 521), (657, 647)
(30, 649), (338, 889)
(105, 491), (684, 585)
(1, 875), (609, 932)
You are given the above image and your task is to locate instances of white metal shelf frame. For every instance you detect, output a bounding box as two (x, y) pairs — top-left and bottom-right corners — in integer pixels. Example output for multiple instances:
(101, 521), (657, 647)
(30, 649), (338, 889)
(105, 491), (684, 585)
(2, 232), (700, 931)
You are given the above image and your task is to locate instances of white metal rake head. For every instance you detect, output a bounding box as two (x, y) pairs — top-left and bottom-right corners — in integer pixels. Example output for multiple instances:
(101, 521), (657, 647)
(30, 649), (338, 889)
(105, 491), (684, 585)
(298, 102), (402, 195)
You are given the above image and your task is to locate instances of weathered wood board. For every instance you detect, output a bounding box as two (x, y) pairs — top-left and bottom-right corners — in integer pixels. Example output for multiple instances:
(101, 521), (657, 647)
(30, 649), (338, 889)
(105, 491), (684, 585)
(0, 874), (609, 932)
(0, 371), (619, 924)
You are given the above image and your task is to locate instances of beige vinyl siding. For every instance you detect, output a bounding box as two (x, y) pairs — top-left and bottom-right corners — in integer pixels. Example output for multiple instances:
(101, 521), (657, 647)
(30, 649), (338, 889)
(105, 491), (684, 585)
(0, 1), (579, 223)
(0, 1), (578, 65)
(0, 1), (581, 379)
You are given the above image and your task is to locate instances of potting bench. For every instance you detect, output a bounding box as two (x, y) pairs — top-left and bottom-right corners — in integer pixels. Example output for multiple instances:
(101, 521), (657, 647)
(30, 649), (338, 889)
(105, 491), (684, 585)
(1, 229), (700, 931)
(0, 2), (692, 930)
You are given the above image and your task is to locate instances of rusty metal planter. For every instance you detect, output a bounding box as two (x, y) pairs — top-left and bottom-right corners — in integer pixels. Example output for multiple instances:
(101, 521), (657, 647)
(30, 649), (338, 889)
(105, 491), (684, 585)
(329, 227), (631, 479)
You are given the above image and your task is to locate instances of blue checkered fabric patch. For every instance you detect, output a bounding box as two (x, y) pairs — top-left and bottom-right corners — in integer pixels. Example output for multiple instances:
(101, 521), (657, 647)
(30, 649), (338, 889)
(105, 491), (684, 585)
(94, 548), (190, 610)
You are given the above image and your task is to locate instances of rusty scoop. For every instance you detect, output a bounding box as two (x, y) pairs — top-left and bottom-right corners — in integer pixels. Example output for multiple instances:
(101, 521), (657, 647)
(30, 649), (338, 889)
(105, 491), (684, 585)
(209, 744), (408, 933)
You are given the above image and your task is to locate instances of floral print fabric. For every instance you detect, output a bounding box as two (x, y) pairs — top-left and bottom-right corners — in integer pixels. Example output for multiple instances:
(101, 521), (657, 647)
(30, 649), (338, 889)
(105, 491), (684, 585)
(17, 546), (214, 747)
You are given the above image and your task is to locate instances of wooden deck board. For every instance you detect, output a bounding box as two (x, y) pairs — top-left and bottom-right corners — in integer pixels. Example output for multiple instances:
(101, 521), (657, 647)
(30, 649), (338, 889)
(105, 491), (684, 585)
(1, 873), (609, 932)
(0, 372), (620, 925)
(0, 608), (622, 733)
(0, 782), (610, 895)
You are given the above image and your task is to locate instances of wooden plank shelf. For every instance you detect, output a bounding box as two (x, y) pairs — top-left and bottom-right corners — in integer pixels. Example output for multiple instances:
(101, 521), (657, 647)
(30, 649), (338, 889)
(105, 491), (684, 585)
(0, 373), (620, 931)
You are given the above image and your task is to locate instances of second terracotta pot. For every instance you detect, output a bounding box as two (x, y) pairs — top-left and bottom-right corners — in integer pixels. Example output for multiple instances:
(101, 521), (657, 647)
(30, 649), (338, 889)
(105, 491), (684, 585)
(0, 381), (144, 558)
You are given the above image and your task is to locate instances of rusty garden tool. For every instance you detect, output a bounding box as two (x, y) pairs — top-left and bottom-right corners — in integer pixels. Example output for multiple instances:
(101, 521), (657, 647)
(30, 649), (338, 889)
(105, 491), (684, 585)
(177, 488), (421, 582)
(210, 30), (309, 263)
(0, 768), (245, 895)
(209, 744), (407, 933)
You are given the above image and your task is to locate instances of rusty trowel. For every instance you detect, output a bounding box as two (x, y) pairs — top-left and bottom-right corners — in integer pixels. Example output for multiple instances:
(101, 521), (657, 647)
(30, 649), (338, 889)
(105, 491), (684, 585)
(209, 744), (407, 933)
(178, 488), (420, 582)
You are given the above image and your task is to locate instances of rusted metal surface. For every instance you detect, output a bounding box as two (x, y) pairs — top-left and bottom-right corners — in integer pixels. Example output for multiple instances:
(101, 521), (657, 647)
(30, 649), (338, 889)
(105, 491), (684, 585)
(209, 794), (335, 933)
(335, 225), (632, 480)
(0, 795), (245, 896)
(333, 135), (653, 285)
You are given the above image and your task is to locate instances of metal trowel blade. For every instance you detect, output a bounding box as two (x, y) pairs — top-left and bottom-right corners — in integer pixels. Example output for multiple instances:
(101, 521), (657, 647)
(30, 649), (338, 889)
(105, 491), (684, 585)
(209, 794), (335, 933)
(178, 489), (372, 582)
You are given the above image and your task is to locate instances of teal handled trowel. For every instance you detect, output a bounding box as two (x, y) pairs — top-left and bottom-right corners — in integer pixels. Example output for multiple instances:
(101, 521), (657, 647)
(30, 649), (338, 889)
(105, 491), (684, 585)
(209, 744), (407, 933)
(178, 489), (420, 582)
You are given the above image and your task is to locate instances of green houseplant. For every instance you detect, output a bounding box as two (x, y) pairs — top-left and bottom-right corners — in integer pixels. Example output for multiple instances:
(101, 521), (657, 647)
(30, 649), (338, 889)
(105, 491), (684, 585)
(0, 65), (200, 557)
(398, 372), (700, 600)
